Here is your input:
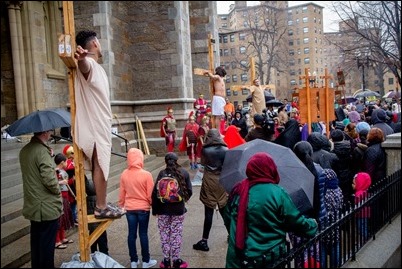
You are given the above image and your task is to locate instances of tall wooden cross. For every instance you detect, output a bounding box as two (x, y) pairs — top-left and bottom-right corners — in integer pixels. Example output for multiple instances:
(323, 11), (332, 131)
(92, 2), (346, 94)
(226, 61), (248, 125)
(230, 57), (276, 104)
(193, 33), (216, 100)
(298, 68), (334, 135)
(59, 1), (114, 262)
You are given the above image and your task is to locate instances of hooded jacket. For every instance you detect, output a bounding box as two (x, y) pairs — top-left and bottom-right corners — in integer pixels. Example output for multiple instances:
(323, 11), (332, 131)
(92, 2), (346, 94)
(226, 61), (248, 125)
(119, 148), (154, 211)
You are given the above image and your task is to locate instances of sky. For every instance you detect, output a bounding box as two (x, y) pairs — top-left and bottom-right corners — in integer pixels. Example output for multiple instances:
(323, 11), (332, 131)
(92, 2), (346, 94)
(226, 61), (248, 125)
(216, 1), (340, 32)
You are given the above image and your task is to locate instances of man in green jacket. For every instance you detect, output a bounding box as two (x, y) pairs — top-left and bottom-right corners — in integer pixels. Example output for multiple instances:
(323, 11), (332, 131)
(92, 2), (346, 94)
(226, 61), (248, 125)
(20, 130), (62, 268)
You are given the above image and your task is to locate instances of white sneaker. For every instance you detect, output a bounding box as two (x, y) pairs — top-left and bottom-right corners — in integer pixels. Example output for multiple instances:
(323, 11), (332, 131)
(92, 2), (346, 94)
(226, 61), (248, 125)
(142, 259), (157, 268)
(131, 261), (138, 268)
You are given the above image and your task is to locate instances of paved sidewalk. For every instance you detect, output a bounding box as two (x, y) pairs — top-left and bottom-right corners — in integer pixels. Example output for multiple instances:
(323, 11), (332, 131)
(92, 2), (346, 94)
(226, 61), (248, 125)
(22, 168), (229, 268)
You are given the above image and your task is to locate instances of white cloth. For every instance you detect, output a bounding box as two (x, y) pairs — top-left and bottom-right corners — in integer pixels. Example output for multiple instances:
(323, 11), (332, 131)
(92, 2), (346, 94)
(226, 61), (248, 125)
(212, 95), (225, 116)
(74, 58), (112, 181)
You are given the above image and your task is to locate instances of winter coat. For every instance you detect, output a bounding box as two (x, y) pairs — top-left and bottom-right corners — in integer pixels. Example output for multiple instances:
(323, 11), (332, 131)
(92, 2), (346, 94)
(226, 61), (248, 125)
(224, 183), (317, 268)
(200, 129), (229, 209)
(362, 142), (386, 184)
(331, 140), (353, 198)
(307, 132), (338, 169)
(371, 109), (394, 138)
(20, 136), (62, 222)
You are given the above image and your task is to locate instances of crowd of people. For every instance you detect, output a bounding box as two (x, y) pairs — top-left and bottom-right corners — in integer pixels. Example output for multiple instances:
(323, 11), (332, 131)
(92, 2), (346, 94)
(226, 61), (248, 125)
(18, 40), (400, 269)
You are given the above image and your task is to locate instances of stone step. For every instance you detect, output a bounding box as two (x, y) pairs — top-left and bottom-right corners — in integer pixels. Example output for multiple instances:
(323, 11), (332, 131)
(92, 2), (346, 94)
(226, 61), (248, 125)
(0, 139), (189, 269)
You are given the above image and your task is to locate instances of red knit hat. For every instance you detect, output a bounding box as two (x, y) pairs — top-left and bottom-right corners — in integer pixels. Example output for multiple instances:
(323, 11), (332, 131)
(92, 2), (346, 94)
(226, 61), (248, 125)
(63, 145), (74, 158)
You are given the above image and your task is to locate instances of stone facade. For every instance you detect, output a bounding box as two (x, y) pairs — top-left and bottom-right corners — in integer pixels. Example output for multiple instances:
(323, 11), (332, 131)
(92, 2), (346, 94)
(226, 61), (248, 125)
(1, 1), (218, 155)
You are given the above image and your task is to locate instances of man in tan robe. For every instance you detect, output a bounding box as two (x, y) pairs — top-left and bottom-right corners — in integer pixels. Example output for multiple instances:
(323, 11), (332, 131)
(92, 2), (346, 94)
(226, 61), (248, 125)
(244, 78), (265, 117)
(74, 30), (123, 219)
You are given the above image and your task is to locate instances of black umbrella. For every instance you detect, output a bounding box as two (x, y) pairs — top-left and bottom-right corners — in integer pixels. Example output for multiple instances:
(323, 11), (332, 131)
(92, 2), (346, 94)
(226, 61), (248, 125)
(246, 90), (275, 103)
(266, 99), (284, 107)
(219, 139), (314, 214)
(5, 108), (71, 136)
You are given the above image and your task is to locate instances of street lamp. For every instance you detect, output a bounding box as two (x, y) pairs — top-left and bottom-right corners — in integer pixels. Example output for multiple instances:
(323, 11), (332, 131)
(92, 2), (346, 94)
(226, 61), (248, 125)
(357, 56), (370, 105)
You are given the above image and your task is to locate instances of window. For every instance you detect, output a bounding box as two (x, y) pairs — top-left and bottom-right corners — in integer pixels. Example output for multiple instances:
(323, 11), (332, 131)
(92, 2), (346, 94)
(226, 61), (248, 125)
(225, 62), (230, 70)
(303, 17), (308, 23)
(231, 61), (237, 69)
(290, 70), (296, 75)
(304, 48), (309, 54)
(239, 33), (246, 40)
(232, 75), (238, 82)
(226, 89), (231, 96)
(224, 49), (229, 56)
(219, 49), (222, 56)
(240, 46), (246, 54)
(221, 16), (227, 20)
(288, 29), (293, 36)
(226, 77), (231, 83)
(303, 27), (308, 33)
(240, 60), (247, 67)
(389, 78), (394, 85)
(296, 18), (300, 24)
(290, 79), (297, 85)
(223, 36), (228, 43)
(222, 23), (227, 28)
(230, 34), (235, 42)
(289, 49), (295, 56)
(289, 60), (295, 66)
(233, 90), (239, 96)
(288, 20), (293, 26)
(303, 37), (309, 44)
(289, 40), (294, 46)
(241, 73), (248, 81)
(242, 89), (248, 95)
(243, 21), (248, 27)
(231, 48), (236, 56)
(304, 58), (310, 64)
(302, 6), (308, 13)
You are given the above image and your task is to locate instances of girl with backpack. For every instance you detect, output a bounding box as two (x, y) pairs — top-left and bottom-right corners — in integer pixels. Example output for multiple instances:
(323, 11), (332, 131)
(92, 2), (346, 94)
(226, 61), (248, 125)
(152, 152), (193, 268)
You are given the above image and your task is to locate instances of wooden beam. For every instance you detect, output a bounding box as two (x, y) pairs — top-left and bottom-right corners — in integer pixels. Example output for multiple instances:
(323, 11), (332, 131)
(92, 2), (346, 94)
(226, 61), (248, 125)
(59, 1), (116, 262)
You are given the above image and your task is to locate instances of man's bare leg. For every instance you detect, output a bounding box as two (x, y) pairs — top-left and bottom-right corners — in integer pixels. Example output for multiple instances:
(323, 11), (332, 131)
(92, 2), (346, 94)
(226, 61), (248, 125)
(92, 146), (107, 210)
(212, 115), (220, 129)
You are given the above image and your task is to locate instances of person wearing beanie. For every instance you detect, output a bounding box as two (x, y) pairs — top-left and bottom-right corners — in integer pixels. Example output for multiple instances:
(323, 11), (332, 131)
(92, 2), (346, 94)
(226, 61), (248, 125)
(370, 108), (394, 138)
(356, 122), (371, 134)
(322, 168), (343, 268)
(348, 111), (361, 124)
(62, 145), (78, 225)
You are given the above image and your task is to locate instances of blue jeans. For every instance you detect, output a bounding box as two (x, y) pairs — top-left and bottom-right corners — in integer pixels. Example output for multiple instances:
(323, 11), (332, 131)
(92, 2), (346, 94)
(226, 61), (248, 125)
(126, 210), (151, 263)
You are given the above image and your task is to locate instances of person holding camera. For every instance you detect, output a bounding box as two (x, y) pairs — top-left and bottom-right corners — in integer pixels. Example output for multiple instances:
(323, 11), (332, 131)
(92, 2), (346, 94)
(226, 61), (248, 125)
(245, 114), (274, 142)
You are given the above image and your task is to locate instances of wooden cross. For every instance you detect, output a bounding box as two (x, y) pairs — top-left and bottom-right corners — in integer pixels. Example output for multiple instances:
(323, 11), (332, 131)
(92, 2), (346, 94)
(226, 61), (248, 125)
(59, 1), (113, 262)
(193, 33), (216, 100)
(298, 68), (335, 135)
(230, 57), (275, 96)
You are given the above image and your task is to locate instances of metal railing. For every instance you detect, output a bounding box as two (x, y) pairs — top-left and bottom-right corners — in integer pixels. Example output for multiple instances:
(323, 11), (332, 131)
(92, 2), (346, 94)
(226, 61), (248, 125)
(241, 169), (401, 268)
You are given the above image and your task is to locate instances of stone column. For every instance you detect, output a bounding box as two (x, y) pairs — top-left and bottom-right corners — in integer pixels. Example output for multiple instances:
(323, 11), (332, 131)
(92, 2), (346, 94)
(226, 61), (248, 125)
(382, 133), (401, 176)
(7, 1), (28, 117)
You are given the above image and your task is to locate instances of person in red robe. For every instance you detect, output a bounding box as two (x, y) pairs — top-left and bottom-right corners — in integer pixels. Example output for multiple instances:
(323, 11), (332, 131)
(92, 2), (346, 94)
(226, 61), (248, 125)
(179, 112), (200, 169)
(223, 125), (246, 149)
(160, 107), (177, 152)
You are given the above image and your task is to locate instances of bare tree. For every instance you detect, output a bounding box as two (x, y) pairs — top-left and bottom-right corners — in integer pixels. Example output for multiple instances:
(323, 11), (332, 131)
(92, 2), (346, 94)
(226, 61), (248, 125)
(328, 1), (401, 91)
(234, 4), (288, 86)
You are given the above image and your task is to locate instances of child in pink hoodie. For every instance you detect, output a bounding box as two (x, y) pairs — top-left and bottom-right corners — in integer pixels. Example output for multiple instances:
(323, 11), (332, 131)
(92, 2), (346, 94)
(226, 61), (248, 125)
(352, 172), (372, 240)
(119, 148), (157, 268)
